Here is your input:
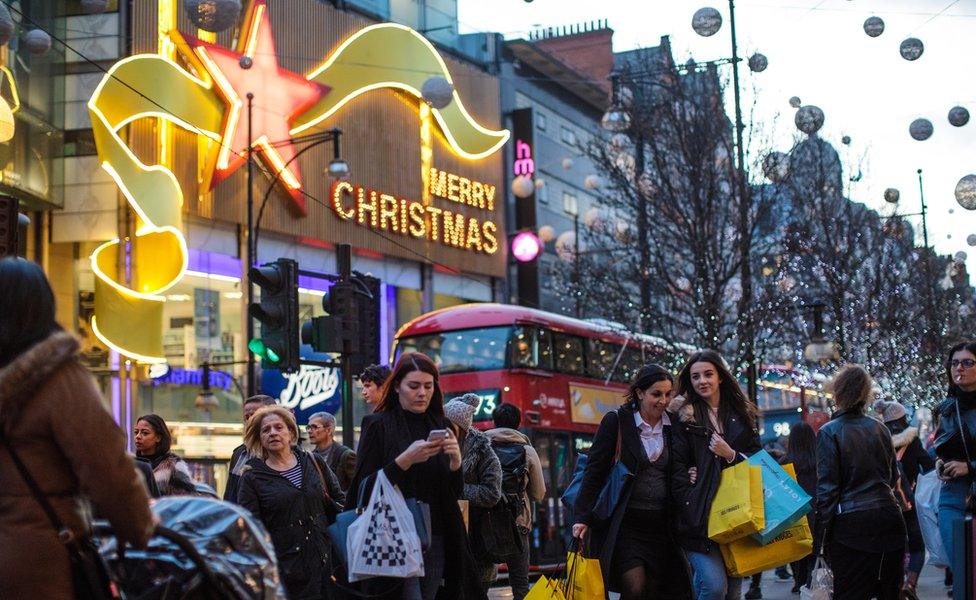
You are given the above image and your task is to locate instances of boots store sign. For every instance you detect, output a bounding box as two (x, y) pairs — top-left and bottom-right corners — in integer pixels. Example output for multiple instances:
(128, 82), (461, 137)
(262, 362), (341, 421)
(87, 0), (508, 365)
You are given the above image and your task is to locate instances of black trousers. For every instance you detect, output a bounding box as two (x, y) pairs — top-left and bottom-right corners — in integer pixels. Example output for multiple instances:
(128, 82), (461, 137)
(828, 541), (904, 600)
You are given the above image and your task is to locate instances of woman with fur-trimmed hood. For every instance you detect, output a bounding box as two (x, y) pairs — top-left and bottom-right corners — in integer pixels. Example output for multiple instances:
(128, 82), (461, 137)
(669, 350), (761, 600)
(134, 413), (198, 496)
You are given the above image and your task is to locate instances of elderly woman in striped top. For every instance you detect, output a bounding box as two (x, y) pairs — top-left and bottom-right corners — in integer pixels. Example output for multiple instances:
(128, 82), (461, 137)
(239, 405), (344, 599)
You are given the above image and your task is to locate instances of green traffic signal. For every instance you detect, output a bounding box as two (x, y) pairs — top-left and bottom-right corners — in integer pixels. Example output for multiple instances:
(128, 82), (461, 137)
(248, 338), (281, 364)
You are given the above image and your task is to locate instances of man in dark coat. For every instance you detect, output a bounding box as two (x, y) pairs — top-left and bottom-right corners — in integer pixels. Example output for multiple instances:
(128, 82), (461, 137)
(308, 410), (357, 492)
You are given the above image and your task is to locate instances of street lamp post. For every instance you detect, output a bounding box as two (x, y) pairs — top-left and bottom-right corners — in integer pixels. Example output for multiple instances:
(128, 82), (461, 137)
(246, 93), (256, 396)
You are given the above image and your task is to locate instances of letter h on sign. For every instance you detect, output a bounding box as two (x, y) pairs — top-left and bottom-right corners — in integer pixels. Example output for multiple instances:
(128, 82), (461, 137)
(513, 140), (534, 176)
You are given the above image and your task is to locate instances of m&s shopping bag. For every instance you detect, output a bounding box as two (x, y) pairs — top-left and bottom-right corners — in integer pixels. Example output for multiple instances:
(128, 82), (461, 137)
(720, 515), (814, 577)
(708, 461), (765, 543)
(748, 452), (812, 544)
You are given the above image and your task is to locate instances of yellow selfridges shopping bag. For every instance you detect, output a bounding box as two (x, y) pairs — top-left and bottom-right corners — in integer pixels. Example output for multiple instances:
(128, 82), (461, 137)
(525, 575), (567, 600)
(707, 461), (765, 543)
(564, 550), (605, 600)
(719, 515), (814, 577)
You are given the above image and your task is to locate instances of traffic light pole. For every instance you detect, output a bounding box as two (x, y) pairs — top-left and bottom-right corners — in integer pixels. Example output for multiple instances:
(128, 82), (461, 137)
(337, 244), (356, 449)
(246, 93), (256, 397)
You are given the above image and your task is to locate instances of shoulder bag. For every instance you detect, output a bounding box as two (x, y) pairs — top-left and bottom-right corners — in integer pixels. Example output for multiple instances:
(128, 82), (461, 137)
(952, 400), (976, 513)
(0, 429), (122, 599)
(561, 409), (632, 522)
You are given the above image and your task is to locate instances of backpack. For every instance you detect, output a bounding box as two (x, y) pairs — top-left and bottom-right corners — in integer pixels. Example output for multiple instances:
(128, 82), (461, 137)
(470, 441), (528, 562)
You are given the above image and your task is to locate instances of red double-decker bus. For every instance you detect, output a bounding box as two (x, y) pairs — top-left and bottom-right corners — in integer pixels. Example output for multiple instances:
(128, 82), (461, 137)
(393, 303), (687, 566)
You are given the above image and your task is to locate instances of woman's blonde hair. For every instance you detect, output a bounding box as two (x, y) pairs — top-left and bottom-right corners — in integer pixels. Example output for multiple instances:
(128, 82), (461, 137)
(830, 364), (873, 412)
(244, 405), (299, 459)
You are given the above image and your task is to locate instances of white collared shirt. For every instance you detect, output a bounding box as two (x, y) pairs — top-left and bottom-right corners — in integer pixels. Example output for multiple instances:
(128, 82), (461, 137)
(634, 410), (670, 462)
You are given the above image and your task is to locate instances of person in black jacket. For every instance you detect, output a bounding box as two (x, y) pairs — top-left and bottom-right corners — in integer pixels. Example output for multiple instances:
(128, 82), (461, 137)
(784, 422), (817, 594)
(934, 340), (976, 599)
(816, 365), (905, 600)
(348, 352), (486, 600)
(571, 364), (691, 599)
(224, 394), (276, 503)
(238, 405), (344, 600)
(669, 350), (761, 600)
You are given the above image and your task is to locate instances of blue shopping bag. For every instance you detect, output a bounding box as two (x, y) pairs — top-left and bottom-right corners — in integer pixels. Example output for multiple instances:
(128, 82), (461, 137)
(748, 450), (812, 545)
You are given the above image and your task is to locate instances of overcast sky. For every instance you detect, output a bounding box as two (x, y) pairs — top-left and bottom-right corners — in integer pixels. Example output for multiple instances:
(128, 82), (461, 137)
(458, 0), (976, 267)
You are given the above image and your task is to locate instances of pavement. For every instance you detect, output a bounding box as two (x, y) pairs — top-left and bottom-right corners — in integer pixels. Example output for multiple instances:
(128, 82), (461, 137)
(487, 563), (949, 599)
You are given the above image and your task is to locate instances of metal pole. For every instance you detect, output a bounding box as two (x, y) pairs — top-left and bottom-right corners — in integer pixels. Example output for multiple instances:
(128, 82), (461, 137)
(728, 0), (757, 404)
(918, 168), (937, 342)
(918, 168), (930, 250)
(246, 93), (256, 397)
(635, 132), (650, 332)
(574, 211), (582, 318)
(337, 244), (355, 449)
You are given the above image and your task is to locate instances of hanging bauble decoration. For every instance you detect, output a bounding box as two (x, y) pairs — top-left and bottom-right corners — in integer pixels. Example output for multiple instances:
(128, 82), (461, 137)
(638, 172), (657, 197)
(956, 251), (968, 262)
(511, 175), (534, 199)
(955, 174), (976, 210)
(24, 30), (52, 55)
(883, 188), (900, 203)
(762, 151), (790, 183)
(692, 7), (723, 37)
(899, 38), (924, 61)
(534, 177), (546, 189)
(538, 225), (556, 243)
(614, 220), (631, 243)
(863, 16), (885, 38)
(795, 105), (825, 135)
(81, 0), (108, 14)
(583, 207), (605, 229)
(909, 118), (933, 141)
(610, 133), (630, 151)
(555, 231), (577, 262)
(949, 106), (970, 127)
(421, 76), (454, 109)
(584, 174), (602, 190)
(185, 0), (242, 33)
(676, 276), (692, 292)
(748, 53), (768, 73)
(967, 234), (976, 247)
(841, 135), (851, 145)
(562, 157), (574, 171)
(0, 4), (12, 47)
(789, 96), (802, 108)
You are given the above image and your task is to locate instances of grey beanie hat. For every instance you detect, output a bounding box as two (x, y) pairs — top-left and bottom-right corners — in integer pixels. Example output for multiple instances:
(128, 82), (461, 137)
(873, 400), (907, 423)
(444, 393), (481, 431)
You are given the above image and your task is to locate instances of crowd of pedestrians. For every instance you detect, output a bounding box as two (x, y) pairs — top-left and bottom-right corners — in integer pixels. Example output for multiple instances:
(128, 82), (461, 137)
(2, 257), (975, 599)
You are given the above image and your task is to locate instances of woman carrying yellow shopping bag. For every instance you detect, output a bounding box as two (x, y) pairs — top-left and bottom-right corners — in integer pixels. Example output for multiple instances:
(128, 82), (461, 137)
(570, 365), (692, 599)
(670, 351), (762, 600)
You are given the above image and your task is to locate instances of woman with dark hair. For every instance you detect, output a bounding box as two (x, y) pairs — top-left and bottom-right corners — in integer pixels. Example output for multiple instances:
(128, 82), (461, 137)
(0, 258), (153, 597)
(934, 340), (976, 598)
(348, 352), (484, 600)
(571, 363), (692, 599)
(816, 365), (905, 600)
(134, 413), (197, 496)
(669, 350), (761, 600)
(785, 422), (817, 594)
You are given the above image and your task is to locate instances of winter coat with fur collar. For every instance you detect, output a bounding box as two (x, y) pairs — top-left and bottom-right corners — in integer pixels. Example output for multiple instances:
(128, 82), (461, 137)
(668, 394), (761, 553)
(0, 331), (153, 598)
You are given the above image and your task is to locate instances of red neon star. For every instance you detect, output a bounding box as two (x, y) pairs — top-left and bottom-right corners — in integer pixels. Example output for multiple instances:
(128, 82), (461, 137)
(178, 0), (329, 215)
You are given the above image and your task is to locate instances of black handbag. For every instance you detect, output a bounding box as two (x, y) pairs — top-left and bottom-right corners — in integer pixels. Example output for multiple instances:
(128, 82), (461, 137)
(0, 430), (122, 599)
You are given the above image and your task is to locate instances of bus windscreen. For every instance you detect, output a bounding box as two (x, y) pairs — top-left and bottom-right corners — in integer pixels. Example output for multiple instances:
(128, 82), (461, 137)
(396, 326), (513, 373)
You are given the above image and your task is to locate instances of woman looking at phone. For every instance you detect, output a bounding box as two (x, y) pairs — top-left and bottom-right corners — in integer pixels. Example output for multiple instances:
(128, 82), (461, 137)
(670, 350), (761, 600)
(349, 352), (486, 600)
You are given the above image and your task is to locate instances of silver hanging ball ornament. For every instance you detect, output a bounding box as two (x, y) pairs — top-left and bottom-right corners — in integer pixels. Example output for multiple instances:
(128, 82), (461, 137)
(24, 29), (52, 55)
(949, 106), (970, 127)
(762, 151), (790, 183)
(789, 96), (802, 109)
(610, 133), (630, 151)
(185, 0), (242, 33)
(909, 118), (933, 141)
(967, 234), (976, 247)
(795, 105), (825, 135)
(81, 0), (108, 14)
(955, 174), (976, 210)
(692, 7), (723, 37)
(863, 16), (885, 38)
(584, 174), (602, 190)
(748, 53), (768, 73)
(899, 37), (924, 61)
(538, 225), (556, 243)
(956, 251), (968, 262)
(0, 4), (13, 46)
(562, 157), (574, 171)
(534, 177), (545, 189)
(950, 208), (956, 214)
(511, 175), (534, 199)
(421, 76), (454, 109)
(883, 188), (900, 203)
(841, 135), (851, 145)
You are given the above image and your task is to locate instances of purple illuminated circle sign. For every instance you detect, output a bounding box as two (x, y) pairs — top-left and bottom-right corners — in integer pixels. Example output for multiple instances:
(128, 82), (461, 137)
(511, 231), (542, 262)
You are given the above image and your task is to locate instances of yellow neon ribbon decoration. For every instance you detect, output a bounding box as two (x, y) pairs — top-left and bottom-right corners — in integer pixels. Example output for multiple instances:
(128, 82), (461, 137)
(293, 23), (509, 159)
(88, 55), (223, 362)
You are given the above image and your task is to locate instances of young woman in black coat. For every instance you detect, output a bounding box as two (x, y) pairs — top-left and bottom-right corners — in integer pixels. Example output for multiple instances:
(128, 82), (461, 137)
(347, 352), (486, 600)
(571, 364), (692, 599)
(669, 350), (762, 600)
(785, 422), (817, 594)
(238, 405), (345, 600)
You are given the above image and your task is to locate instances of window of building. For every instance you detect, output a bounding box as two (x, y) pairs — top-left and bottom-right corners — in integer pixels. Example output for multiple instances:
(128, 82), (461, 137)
(536, 112), (547, 131)
(536, 180), (549, 204)
(562, 192), (578, 216)
(561, 126), (577, 146)
(553, 333), (585, 375)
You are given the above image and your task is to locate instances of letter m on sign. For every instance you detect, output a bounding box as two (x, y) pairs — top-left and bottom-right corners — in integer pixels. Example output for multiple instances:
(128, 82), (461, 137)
(513, 139), (534, 176)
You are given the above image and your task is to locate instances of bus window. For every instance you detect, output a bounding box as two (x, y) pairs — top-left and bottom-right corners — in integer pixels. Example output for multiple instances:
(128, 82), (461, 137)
(619, 345), (644, 381)
(553, 333), (585, 375)
(512, 327), (554, 370)
(586, 339), (624, 381)
(396, 326), (513, 373)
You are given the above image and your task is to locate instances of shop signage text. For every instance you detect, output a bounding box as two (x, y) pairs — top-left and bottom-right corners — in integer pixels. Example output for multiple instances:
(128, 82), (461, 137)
(513, 139), (534, 176)
(278, 365), (341, 412)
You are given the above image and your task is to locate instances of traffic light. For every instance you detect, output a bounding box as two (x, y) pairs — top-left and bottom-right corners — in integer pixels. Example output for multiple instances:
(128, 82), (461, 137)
(302, 274), (379, 373)
(350, 273), (381, 374)
(248, 258), (300, 373)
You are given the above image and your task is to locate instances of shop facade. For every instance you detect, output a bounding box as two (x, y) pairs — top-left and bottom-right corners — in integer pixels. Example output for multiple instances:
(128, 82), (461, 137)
(39, 0), (508, 492)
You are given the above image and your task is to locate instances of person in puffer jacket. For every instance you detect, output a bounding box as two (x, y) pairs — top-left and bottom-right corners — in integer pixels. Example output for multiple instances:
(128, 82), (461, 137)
(484, 403), (546, 600)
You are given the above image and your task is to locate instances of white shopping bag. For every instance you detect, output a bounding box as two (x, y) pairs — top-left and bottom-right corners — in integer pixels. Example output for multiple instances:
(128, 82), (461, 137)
(347, 470), (425, 582)
(799, 555), (832, 600)
(915, 469), (949, 568)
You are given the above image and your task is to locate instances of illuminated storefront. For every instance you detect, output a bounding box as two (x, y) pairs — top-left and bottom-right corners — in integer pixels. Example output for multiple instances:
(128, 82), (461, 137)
(44, 0), (508, 491)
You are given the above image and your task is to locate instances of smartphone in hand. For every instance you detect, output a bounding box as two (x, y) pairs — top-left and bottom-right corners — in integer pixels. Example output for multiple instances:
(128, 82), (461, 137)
(427, 429), (449, 442)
